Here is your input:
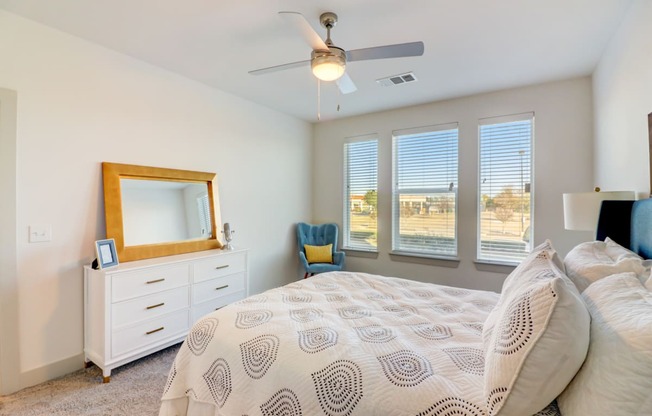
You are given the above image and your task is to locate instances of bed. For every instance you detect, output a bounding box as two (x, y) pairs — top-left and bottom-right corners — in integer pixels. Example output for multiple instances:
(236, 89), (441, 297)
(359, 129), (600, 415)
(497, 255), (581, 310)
(160, 199), (652, 416)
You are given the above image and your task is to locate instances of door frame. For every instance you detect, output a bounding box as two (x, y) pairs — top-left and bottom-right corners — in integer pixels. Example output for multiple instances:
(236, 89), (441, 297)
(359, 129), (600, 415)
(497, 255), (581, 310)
(0, 88), (19, 394)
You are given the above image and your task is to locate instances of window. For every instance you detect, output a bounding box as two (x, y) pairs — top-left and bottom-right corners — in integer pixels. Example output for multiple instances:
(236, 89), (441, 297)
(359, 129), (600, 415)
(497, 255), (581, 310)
(478, 113), (534, 262)
(196, 194), (211, 237)
(343, 137), (378, 251)
(392, 123), (459, 257)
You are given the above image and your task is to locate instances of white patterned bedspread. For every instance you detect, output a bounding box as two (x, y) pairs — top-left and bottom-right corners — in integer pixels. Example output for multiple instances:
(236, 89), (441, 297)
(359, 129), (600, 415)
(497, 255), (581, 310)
(159, 271), (561, 416)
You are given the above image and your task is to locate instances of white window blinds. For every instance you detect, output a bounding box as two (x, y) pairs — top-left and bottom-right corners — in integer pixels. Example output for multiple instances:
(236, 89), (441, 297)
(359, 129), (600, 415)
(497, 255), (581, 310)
(343, 137), (378, 251)
(478, 113), (534, 262)
(392, 124), (459, 256)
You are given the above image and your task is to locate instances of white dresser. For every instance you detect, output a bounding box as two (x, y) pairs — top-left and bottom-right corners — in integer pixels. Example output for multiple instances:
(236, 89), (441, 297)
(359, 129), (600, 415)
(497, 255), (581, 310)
(84, 248), (248, 382)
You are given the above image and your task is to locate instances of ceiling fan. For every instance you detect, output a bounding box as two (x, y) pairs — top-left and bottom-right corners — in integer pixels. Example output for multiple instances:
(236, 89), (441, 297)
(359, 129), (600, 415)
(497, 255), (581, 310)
(249, 11), (425, 94)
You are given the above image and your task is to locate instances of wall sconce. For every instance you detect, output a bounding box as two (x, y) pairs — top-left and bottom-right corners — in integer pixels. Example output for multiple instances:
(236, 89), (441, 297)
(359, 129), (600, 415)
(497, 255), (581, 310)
(563, 188), (635, 231)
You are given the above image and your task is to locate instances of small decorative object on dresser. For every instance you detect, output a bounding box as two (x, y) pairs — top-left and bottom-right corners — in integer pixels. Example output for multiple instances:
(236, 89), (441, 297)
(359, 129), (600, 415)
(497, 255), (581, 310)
(83, 248), (248, 383)
(222, 222), (235, 250)
(94, 238), (119, 270)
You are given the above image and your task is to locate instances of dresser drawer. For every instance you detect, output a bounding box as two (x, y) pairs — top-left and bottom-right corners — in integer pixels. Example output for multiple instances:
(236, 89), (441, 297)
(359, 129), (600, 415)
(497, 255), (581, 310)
(112, 264), (189, 302)
(193, 272), (246, 305)
(112, 286), (189, 329)
(193, 252), (246, 283)
(191, 291), (247, 323)
(112, 309), (189, 358)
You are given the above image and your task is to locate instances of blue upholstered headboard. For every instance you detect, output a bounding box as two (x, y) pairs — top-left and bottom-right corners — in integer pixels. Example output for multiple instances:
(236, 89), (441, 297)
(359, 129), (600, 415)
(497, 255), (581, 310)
(598, 198), (652, 259)
(630, 198), (652, 259)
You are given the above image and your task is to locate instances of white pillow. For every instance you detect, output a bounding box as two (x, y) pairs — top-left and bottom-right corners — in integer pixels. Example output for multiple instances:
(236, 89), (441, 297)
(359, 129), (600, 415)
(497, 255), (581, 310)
(558, 273), (652, 415)
(563, 238), (647, 292)
(483, 243), (590, 416)
(483, 240), (563, 346)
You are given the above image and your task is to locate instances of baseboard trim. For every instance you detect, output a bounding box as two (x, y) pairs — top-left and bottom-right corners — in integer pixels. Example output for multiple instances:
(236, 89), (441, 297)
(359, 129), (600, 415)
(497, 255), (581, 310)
(19, 353), (85, 392)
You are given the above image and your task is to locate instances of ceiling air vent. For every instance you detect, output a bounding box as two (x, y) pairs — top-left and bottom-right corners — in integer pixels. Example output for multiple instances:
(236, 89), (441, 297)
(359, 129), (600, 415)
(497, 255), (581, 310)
(376, 72), (418, 87)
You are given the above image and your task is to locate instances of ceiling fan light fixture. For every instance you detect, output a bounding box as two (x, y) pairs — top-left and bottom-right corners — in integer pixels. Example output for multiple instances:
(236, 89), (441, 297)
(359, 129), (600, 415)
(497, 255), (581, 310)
(311, 48), (346, 81)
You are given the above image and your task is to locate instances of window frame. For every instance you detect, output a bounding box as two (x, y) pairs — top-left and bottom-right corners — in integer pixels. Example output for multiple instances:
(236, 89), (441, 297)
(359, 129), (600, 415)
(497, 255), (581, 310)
(391, 122), (460, 259)
(477, 112), (535, 264)
(342, 134), (379, 252)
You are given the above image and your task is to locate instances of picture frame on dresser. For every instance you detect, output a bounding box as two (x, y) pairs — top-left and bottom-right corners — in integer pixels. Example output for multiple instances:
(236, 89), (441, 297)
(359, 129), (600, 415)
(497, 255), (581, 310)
(94, 238), (119, 269)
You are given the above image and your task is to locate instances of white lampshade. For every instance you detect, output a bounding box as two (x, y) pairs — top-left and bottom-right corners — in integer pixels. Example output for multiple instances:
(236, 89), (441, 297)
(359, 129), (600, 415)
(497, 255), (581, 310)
(563, 191), (635, 231)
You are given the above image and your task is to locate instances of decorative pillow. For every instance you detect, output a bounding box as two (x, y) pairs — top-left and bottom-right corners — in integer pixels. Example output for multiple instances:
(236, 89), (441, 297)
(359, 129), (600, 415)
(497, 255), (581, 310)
(483, 240), (563, 346)
(483, 242), (590, 416)
(558, 273), (652, 415)
(563, 237), (647, 292)
(304, 244), (333, 264)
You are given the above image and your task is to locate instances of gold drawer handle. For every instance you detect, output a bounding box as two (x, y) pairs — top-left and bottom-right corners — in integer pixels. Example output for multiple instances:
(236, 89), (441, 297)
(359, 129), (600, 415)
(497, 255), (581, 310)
(146, 327), (164, 335)
(215, 285), (229, 291)
(146, 302), (165, 310)
(146, 278), (165, 284)
(215, 265), (230, 270)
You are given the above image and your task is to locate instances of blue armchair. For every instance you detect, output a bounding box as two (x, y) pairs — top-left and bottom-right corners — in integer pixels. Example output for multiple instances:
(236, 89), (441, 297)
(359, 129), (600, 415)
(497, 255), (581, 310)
(297, 222), (345, 279)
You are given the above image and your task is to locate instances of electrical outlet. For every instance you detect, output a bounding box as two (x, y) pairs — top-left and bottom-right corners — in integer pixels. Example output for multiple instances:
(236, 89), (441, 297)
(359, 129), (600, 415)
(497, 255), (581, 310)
(29, 225), (52, 243)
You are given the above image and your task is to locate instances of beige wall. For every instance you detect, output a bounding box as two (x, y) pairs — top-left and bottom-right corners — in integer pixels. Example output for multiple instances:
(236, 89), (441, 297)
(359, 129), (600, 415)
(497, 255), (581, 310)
(593, 0), (651, 196)
(313, 78), (595, 292)
(0, 10), (312, 393)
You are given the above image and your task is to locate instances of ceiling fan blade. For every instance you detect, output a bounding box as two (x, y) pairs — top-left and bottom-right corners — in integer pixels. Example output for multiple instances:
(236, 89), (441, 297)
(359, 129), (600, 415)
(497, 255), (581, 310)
(346, 41), (424, 62)
(279, 11), (329, 51)
(248, 59), (310, 76)
(336, 73), (357, 94)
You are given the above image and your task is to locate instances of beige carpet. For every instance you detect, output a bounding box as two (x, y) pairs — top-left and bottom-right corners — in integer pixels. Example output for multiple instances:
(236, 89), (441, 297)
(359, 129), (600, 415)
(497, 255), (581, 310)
(0, 344), (181, 416)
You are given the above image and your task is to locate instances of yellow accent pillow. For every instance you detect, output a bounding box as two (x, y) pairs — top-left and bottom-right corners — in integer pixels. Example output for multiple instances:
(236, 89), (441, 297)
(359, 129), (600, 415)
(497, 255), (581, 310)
(304, 244), (333, 264)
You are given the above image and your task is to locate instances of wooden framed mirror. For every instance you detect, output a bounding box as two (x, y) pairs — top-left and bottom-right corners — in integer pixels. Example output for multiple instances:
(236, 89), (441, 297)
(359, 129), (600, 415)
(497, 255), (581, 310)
(102, 162), (222, 262)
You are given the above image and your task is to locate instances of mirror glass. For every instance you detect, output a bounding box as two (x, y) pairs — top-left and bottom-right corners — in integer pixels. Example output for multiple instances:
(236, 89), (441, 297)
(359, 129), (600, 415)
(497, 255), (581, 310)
(120, 179), (212, 246)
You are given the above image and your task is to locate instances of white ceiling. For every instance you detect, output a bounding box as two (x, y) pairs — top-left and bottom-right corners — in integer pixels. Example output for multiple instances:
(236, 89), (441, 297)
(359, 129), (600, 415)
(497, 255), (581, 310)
(0, 0), (633, 122)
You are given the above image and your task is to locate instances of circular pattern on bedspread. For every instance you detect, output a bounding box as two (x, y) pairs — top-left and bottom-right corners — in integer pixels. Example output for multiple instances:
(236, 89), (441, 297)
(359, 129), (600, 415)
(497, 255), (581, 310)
(289, 307), (323, 323)
(354, 325), (396, 343)
(325, 293), (349, 302)
(416, 397), (484, 416)
(461, 322), (484, 334)
(382, 304), (418, 317)
(187, 317), (218, 355)
(260, 388), (303, 416)
(239, 335), (279, 379)
(440, 287), (471, 297)
(442, 348), (484, 376)
(337, 306), (371, 319)
(409, 323), (453, 340)
(411, 289), (434, 299)
(203, 358), (232, 408)
(494, 290), (535, 355)
(298, 327), (338, 353)
(366, 292), (395, 301)
(314, 281), (340, 290)
(430, 304), (462, 314)
(235, 310), (272, 329)
(312, 360), (363, 416)
(283, 293), (312, 303)
(378, 350), (433, 387)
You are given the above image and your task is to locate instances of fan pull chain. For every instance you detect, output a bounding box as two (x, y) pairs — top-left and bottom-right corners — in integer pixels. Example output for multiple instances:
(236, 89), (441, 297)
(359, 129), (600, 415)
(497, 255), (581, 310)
(317, 79), (321, 121)
(337, 84), (341, 112)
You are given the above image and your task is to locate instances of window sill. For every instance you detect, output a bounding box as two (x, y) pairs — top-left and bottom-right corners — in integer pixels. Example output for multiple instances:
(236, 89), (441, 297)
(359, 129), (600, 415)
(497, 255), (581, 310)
(473, 259), (518, 274)
(389, 251), (460, 268)
(343, 248), (379, 259)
